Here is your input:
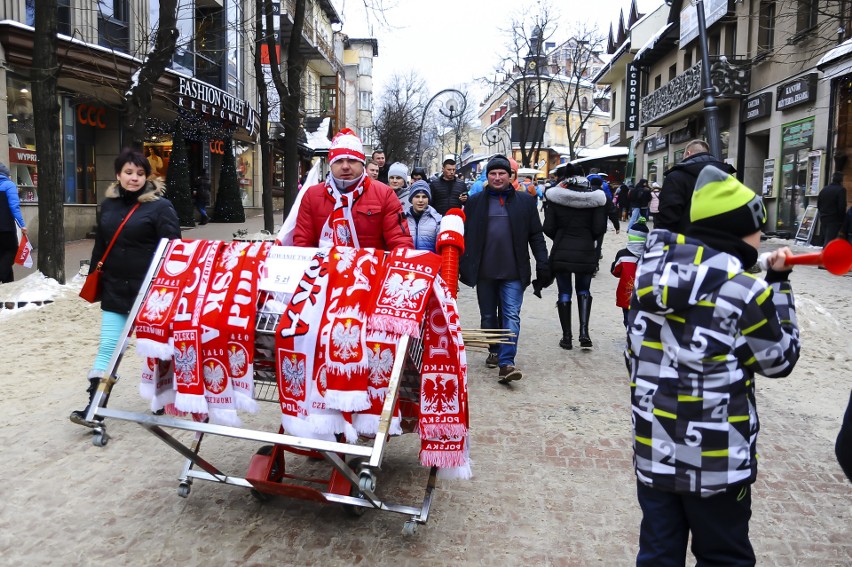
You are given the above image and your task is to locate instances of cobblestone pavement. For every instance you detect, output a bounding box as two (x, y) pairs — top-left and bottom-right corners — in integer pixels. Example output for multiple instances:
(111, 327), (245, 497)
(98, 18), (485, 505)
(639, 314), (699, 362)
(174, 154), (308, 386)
(2, 218), (850, 566)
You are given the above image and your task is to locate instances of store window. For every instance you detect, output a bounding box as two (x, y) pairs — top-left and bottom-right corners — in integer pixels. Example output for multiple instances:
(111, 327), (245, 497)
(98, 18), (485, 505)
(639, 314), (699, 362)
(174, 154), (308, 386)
(235, 142), (254, 207)
(226, 0), (243, 97)
(7, 76), (37, 202)
(647, 160), (658, 184)
(779, 117), (816, 231)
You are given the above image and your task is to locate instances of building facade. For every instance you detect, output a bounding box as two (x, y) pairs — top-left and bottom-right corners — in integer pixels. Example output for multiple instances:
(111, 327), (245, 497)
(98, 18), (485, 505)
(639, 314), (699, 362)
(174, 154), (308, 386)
(594, 0), (852, 236)
(1, 0), (377, 243)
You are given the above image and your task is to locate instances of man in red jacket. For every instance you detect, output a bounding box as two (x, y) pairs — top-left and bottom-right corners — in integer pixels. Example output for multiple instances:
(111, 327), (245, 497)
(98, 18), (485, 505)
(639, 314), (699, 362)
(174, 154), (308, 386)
(293, 129), (412, 250)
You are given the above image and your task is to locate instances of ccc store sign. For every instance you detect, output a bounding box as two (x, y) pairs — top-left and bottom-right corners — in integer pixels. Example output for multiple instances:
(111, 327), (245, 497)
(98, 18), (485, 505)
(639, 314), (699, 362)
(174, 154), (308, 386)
(77, 105), (107, 129)
(210, 140), (225, 155)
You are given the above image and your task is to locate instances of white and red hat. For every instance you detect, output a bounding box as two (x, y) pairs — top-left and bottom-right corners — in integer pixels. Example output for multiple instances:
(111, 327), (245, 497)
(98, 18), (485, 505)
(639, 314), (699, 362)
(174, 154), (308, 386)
(328, 128), (365, 165)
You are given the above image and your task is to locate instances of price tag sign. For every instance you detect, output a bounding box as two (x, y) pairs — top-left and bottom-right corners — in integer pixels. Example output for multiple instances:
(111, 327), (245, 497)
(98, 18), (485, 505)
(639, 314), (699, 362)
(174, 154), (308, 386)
(259, 246), (318, 293)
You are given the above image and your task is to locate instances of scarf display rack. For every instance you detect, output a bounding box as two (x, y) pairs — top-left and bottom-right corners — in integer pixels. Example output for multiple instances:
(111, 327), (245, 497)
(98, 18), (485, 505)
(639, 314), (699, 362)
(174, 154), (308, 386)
(82, 238), (459, 536)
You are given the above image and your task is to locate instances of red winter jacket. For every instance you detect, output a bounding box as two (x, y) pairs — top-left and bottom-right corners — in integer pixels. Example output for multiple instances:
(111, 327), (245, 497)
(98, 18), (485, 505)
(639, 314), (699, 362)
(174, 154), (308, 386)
(293, 177), (413, 250)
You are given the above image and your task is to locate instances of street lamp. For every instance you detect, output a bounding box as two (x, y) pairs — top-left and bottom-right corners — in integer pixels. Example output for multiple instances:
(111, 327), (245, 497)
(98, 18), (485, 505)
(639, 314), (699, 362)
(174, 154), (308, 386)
(414, 89), (468, 167)
(694, 0), (722, 159)
(482, 125), (510, 156)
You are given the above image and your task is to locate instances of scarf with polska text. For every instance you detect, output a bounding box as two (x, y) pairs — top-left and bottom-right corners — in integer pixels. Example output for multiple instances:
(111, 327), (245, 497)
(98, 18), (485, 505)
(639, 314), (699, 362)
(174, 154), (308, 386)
(136, 239), (210, 360)
(418, 277), (471, 480)
(319, 173), (367, 248)
(171, 240), (222, 414)
(320, 247), (383, 412)
(227, 241), (271, 412)
(369, 248), (442, 337)
(275, 250), (332, 439)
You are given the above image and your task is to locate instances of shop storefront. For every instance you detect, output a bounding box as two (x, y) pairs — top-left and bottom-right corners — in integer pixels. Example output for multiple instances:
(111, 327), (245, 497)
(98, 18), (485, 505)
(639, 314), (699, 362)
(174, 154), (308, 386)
(818, 39), (852, 203)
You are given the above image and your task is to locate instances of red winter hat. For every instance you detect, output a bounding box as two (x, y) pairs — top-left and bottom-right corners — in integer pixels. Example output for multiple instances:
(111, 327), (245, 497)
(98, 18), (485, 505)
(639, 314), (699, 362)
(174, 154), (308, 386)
(328, 128), (365, 165)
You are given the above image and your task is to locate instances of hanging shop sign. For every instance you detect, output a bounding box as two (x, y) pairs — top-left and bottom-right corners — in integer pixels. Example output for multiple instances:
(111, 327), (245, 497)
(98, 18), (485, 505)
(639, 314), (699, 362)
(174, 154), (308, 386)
(177, 77), (257, 135)
(76, 104), (107, 129)
(776, 74), (818, 111)
(210, 140), (225, 155)
(644, 132), (668, 154)
(9, 147), (37, 165)
(744, 92), (772, 122)
(625, 63), (640, 131)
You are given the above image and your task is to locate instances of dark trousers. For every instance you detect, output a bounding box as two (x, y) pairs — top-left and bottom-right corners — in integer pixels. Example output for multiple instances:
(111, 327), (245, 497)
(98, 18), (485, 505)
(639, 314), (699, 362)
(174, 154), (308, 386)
(0, 230), (18, 283)
(822, 221), (842, 245)
(636, 481), (756, 567)
(836, 389), (852, 482)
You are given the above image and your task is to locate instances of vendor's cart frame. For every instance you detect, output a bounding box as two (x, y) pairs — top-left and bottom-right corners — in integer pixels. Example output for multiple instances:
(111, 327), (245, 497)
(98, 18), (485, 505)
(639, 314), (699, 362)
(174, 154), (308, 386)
(83, 239), (439, 534)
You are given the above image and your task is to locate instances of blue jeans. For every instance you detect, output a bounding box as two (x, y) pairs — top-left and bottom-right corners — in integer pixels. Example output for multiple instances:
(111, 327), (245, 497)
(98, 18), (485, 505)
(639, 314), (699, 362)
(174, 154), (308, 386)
(556, 273), (592, 303)
(636, 481), (755, 567)
(476, 279), (524, 367)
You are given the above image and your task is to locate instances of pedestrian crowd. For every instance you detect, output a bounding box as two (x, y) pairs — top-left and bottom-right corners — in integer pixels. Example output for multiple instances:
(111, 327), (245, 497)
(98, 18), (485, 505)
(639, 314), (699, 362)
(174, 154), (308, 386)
(1, 127), (845, 567)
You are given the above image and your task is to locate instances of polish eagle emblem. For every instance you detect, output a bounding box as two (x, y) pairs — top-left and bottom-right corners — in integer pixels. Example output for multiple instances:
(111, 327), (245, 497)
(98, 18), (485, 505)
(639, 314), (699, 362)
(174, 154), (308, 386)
(281, 354), (306, 398)
(367, 343), (395, 401)
(219, 242), (249, 270)
(334, 247), (357, 272)
(203, 360), (227, 394)
(174, 342), (198, 384)
(422, 374), (458, 414)
(335, 223), (353, 246)
(331, 319), (361, 361)
(141, 288), (175, 322)
(228, 343), (248, 377)
(382, 272), (429, 309)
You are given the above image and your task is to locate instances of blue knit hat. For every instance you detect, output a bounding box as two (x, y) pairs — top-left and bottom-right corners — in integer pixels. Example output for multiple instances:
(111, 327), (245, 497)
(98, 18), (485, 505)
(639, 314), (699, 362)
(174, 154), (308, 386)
(408, 180), (431, 202)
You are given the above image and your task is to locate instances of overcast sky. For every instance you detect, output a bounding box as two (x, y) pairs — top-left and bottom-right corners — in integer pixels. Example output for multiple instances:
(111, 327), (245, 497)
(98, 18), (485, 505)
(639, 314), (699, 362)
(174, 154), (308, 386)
(333, 0), (665, 103)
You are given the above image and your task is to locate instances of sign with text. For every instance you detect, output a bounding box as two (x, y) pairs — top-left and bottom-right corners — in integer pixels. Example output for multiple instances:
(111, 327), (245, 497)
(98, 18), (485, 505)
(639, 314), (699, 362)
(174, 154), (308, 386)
(176, 77), (257, 136)
(625, 63), (640, 131)
(744, 92), (772, 122)
(259, 246), (319, 294)
(762, 158), (775, 197)
(644, 132), (668, 154)
(776, 74), (817, 110)
(9, 147), (37, 165)
(680, 0), (728, 45)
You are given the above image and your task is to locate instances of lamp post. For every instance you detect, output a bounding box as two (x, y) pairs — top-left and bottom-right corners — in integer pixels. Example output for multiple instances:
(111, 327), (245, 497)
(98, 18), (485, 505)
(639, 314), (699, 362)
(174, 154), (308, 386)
(414, 89), (468, 167)
(695, 0), (722, 159)
(482, 125), (510, 156)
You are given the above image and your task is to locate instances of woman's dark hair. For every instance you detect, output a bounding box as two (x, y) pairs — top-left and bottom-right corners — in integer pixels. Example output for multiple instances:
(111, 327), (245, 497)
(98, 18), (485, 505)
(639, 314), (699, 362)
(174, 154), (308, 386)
(635, 178), (648, 189)
(115, 148), (152, 176)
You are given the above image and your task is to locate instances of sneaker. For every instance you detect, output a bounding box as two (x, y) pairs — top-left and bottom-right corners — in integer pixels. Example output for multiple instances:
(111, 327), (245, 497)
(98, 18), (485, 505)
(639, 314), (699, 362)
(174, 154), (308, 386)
(498, 365), (522, 382)
(485, 352), (499, 368)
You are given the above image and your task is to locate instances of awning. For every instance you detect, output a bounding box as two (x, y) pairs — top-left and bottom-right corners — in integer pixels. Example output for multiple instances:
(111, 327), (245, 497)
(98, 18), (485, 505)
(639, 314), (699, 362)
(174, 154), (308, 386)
(569, 145), (629, 165)
(817, 38), (852, 77)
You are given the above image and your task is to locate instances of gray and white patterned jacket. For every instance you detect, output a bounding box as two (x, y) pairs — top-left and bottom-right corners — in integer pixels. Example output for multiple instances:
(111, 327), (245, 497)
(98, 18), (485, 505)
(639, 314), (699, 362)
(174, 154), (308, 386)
(626, 229), (800, 495)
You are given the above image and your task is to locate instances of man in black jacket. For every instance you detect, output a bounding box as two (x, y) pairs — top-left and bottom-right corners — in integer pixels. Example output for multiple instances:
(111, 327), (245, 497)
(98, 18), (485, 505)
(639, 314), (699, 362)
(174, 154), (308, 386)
(656, 139), (735, 233)
(429, 154), (468, 215)
(460, 154), (550, 383)
(817, 172), (847, 244)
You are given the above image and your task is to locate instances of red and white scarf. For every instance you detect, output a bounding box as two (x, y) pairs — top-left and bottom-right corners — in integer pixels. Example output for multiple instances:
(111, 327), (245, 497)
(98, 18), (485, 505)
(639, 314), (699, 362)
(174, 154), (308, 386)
(352, 329), (403, 436)
(136, 239), (210, 359)
(320, 247), (382, 412)
(275, 251), (333, 439)
(369, 249), (442, 337)
(418, 277), (471, 479)
(172, 240), (222, 414)
(319, 173), (367, 248)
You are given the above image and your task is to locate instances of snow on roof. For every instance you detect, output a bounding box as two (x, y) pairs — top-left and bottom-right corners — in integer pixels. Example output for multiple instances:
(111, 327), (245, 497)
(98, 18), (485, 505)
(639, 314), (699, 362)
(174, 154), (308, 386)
(817, 38), (852, 69)
(633, 22), (674, 63)
(305, 117), (332, 150)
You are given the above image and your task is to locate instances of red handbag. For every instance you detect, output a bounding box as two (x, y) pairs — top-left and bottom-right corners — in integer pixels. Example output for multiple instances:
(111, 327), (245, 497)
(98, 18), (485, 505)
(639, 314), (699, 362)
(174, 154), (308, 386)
(79, 203), (140, 303)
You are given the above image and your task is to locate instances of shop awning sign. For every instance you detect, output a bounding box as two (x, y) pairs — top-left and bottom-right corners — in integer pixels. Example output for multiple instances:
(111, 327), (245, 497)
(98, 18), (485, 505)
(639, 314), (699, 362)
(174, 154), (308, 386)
(744, 92), (772, 122)
(776, 74), (817, 110)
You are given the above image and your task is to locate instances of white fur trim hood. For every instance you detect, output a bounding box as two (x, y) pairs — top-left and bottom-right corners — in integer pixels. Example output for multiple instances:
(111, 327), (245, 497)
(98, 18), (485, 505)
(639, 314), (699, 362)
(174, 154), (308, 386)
(545, 186), (606, 208)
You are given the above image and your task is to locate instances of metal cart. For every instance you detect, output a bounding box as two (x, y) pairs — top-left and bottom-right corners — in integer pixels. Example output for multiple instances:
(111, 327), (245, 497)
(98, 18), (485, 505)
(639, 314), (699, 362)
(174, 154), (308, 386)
(85, 239), (439, 535)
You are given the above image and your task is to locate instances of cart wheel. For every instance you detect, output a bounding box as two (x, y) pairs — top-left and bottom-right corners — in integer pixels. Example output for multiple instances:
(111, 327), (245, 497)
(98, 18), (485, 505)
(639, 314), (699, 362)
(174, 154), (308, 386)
(92, 429), (109, 447)
(402, 521), (418, 536)
(343, 457), (369, 518)
(250, 488), (272, 503)
(177, 482), (191, 498)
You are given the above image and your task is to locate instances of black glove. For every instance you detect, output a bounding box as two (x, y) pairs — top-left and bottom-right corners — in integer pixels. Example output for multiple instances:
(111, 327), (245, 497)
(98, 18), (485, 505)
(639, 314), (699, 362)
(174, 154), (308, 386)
(532, 266), (553, 298)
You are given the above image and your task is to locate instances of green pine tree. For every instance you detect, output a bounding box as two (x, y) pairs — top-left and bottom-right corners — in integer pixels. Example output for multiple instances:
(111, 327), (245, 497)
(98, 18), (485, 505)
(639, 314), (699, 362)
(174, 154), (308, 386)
(213, 136), (245, 222)
(164, 120), (195, 227)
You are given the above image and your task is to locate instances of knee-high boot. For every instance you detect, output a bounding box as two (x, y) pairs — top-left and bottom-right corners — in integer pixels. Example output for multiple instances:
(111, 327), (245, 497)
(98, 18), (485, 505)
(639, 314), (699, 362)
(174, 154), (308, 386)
(556, 301), (573, 350)
(577, 294), (593, 348)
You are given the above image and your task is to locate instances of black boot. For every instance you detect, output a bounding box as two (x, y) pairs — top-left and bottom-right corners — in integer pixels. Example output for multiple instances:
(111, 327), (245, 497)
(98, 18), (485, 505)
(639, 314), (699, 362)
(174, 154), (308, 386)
(70, 371), (105, 427)
(577, 294), (593, 348)
(556, 301), (573, 350)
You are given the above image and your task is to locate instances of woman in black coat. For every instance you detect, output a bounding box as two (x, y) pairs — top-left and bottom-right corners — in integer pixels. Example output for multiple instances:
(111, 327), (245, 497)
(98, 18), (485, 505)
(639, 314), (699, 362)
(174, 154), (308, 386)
(71, 148), (181, 427)
(543, 177), (607, 350)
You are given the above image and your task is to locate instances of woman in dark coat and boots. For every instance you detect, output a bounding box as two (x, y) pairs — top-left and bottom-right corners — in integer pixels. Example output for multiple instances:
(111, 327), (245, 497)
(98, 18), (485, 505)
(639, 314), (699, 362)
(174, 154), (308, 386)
(70, 149), (181, 427)
(543, 176), (607, 349)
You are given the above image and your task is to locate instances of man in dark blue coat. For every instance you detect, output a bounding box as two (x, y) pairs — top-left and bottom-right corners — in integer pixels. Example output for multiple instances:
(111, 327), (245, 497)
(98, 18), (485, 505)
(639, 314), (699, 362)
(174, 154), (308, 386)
(459, 154), (550, 383)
